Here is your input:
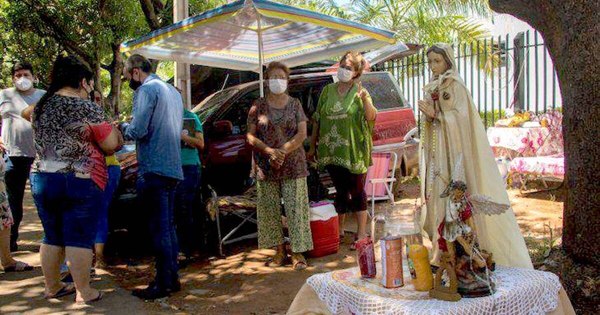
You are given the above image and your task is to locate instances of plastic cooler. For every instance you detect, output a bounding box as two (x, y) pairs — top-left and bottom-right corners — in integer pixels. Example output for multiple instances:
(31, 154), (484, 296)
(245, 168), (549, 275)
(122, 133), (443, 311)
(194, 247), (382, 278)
(307, 201), (339, 258)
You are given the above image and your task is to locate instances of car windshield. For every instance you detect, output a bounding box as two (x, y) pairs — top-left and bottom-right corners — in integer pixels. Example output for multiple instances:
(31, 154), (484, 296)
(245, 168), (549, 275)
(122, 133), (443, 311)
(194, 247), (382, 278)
(195, 88), (239, 122)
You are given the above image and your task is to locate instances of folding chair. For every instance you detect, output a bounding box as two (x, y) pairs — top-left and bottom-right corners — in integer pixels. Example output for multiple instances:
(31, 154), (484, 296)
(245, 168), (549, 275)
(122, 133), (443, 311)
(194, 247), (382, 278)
(365, 151), (398, 240)
(207, 186), (258, 256)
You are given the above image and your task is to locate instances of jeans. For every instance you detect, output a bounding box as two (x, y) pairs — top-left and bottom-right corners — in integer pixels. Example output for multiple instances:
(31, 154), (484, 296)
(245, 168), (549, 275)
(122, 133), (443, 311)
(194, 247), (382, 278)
(31, 172), (103, 249)
(5, 156), (34, 249)
(137, 172), (180, 289)
(175, 165), (200, 257)
(96, 165), (121, 244)
(174, 165), (201, 257)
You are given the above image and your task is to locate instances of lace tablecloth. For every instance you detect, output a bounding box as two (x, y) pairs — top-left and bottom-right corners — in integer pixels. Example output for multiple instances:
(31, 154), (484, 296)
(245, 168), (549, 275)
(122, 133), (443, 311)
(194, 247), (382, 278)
(307, 265), (562, 315)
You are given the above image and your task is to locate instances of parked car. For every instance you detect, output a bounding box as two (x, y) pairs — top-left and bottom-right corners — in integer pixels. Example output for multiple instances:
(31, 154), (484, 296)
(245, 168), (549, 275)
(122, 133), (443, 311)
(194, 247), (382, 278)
(192, 71), (419, 196)
(107, 70), (418, 256)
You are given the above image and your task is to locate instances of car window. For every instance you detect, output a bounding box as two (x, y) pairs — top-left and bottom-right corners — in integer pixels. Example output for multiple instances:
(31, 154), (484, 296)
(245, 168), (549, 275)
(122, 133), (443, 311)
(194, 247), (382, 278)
(360, 72), (406, 111)
(194, 88), (239, 122)
(289, 78), (332, 119)
(220, 88), (260, 135)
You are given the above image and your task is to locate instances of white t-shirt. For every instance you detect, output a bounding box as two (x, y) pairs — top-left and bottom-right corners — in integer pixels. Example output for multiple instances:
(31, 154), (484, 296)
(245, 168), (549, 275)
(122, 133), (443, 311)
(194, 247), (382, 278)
(0, 88), (45, 157)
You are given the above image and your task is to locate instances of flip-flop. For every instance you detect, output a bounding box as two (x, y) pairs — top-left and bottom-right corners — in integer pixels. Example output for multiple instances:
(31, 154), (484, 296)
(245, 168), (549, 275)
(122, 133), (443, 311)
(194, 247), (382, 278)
(75, 291), (103, 305)
(45, 284), (76, 299)
(3, 261), (33, 272)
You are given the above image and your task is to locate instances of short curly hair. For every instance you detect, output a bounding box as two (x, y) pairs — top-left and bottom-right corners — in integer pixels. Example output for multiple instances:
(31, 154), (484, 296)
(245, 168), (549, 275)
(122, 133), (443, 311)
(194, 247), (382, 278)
(339, 51), (366, 79)
(265, 61), (290, 79)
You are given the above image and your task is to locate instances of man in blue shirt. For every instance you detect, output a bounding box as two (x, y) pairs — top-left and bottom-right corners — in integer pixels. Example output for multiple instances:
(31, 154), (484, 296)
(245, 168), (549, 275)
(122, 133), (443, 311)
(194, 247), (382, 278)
(121, 54), (183, 300)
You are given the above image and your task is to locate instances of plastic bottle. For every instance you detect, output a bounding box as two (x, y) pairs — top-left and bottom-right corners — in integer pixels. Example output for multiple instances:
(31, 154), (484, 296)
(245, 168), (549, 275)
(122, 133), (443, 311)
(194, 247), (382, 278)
(408, 244), (434, 291)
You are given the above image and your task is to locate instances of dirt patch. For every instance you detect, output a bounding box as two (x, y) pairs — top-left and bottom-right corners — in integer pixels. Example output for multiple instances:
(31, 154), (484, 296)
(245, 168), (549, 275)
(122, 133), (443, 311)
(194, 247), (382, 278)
(106, 178), (576, 314)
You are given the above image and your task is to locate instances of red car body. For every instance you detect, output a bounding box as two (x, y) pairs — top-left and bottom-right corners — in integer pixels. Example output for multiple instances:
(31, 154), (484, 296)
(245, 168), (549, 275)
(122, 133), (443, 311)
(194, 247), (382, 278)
(193, 71), (418, 196)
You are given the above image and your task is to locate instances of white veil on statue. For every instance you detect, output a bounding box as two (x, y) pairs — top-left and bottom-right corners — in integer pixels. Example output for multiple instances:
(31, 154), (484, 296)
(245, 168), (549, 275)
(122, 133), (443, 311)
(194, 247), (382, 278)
(419, 43), (533, 269)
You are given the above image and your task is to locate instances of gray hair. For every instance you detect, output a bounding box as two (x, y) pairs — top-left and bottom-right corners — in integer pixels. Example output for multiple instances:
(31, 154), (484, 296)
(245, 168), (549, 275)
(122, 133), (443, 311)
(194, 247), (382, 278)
(125, 54), (153, 74)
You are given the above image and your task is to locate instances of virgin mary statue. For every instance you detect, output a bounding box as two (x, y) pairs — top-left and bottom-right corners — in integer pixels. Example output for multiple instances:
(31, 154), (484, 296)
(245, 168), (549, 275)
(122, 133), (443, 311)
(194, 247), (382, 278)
(418, 43), (533, 269)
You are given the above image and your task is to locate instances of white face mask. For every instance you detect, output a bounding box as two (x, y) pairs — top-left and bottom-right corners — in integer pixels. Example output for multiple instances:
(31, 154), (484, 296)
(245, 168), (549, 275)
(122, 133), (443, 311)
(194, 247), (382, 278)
(268, 79), (287, 95)
(15, 77), (33, 91)
(337, 67), (354, 83)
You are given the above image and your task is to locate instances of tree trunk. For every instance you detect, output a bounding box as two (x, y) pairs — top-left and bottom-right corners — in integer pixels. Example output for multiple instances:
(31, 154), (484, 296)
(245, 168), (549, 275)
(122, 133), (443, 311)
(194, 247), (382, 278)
(489, 0), (600, 266)
(106, 42), (123, 118)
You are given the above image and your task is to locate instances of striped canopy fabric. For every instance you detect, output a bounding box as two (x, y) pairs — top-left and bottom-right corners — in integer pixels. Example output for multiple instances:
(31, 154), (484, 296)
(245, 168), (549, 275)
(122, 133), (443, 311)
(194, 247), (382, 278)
(121, 0), (396, 72)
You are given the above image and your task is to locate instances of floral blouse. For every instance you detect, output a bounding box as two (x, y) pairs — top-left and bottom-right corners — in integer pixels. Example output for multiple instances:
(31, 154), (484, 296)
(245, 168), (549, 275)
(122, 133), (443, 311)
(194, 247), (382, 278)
(247, 97), (309, 181)
(32, 95), (112, 189)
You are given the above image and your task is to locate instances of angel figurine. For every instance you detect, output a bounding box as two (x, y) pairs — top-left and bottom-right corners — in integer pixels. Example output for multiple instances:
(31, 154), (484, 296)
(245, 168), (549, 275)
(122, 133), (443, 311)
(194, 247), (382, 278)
(431, 156), (509, 299)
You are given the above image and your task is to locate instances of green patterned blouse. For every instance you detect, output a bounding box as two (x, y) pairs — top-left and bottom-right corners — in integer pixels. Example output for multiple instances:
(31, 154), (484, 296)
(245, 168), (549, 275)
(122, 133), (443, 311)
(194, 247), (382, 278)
(314, 83), (375, 174)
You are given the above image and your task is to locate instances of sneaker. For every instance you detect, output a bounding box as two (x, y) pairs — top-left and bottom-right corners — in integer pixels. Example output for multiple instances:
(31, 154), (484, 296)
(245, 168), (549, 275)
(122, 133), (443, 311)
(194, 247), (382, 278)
(60, 268), (96, 283)
(170, 279), (181, 293)
(147, 280), (181, 293)
(61, 273), (73, 283)
(132, 284), (170, 300)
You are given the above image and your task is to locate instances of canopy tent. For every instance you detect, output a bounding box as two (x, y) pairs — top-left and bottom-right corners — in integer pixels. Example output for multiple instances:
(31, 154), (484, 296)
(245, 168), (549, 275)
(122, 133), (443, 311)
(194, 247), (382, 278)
(121, 0), (397, 96)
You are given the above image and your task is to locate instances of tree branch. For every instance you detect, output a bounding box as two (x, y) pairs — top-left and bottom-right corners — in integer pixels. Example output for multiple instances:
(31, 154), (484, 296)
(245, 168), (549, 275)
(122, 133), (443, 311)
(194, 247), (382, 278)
(488, 0), (556, 34)
(24, 0), (91, 60)
(139, 0), (161, 30)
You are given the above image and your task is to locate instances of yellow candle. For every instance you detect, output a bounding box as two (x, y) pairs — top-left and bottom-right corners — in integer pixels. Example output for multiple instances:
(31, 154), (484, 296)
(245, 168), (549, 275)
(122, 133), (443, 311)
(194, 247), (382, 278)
(408, 244), (433, 291)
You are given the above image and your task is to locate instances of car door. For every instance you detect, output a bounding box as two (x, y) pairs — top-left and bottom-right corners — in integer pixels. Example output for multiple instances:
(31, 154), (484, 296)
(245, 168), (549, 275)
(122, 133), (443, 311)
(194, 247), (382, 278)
(204, 88), (259, 195)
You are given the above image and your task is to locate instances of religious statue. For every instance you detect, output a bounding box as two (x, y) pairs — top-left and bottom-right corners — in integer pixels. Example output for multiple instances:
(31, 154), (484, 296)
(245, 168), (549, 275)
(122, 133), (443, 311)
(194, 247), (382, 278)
(417, 43), (533, 271)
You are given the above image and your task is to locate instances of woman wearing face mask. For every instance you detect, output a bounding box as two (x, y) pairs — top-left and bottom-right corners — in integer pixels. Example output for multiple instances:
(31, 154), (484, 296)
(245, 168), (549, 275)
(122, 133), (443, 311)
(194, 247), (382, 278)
(247, 62), (313, 270)
(418, 43), (532, 269)
(308, 51), (377, 250)
(30, 55), (123, 304)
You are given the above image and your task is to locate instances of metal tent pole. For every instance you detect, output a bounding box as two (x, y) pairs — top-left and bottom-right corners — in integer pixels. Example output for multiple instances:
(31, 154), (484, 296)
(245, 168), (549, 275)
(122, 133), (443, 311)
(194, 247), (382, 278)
(257, 9), (265, 98)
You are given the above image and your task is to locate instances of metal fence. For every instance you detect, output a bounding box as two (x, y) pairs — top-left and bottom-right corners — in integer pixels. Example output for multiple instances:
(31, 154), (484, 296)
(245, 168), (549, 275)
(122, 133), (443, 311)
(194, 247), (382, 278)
(379, 30), (562, 128)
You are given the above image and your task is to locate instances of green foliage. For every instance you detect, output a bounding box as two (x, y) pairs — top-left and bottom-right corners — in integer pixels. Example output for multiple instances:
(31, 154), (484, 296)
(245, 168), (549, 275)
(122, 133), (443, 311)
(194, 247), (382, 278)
(0, 0), (494, 116)
(0, 1), (145, 79)
(190, 0), (228, 15)
(277, 0), (351, 19)
(479, 109), (505, 128)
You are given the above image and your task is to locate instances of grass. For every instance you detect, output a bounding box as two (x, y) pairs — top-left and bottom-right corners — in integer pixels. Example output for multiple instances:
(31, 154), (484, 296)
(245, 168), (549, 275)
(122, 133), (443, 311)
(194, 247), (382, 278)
(524, 222), (561, 266)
